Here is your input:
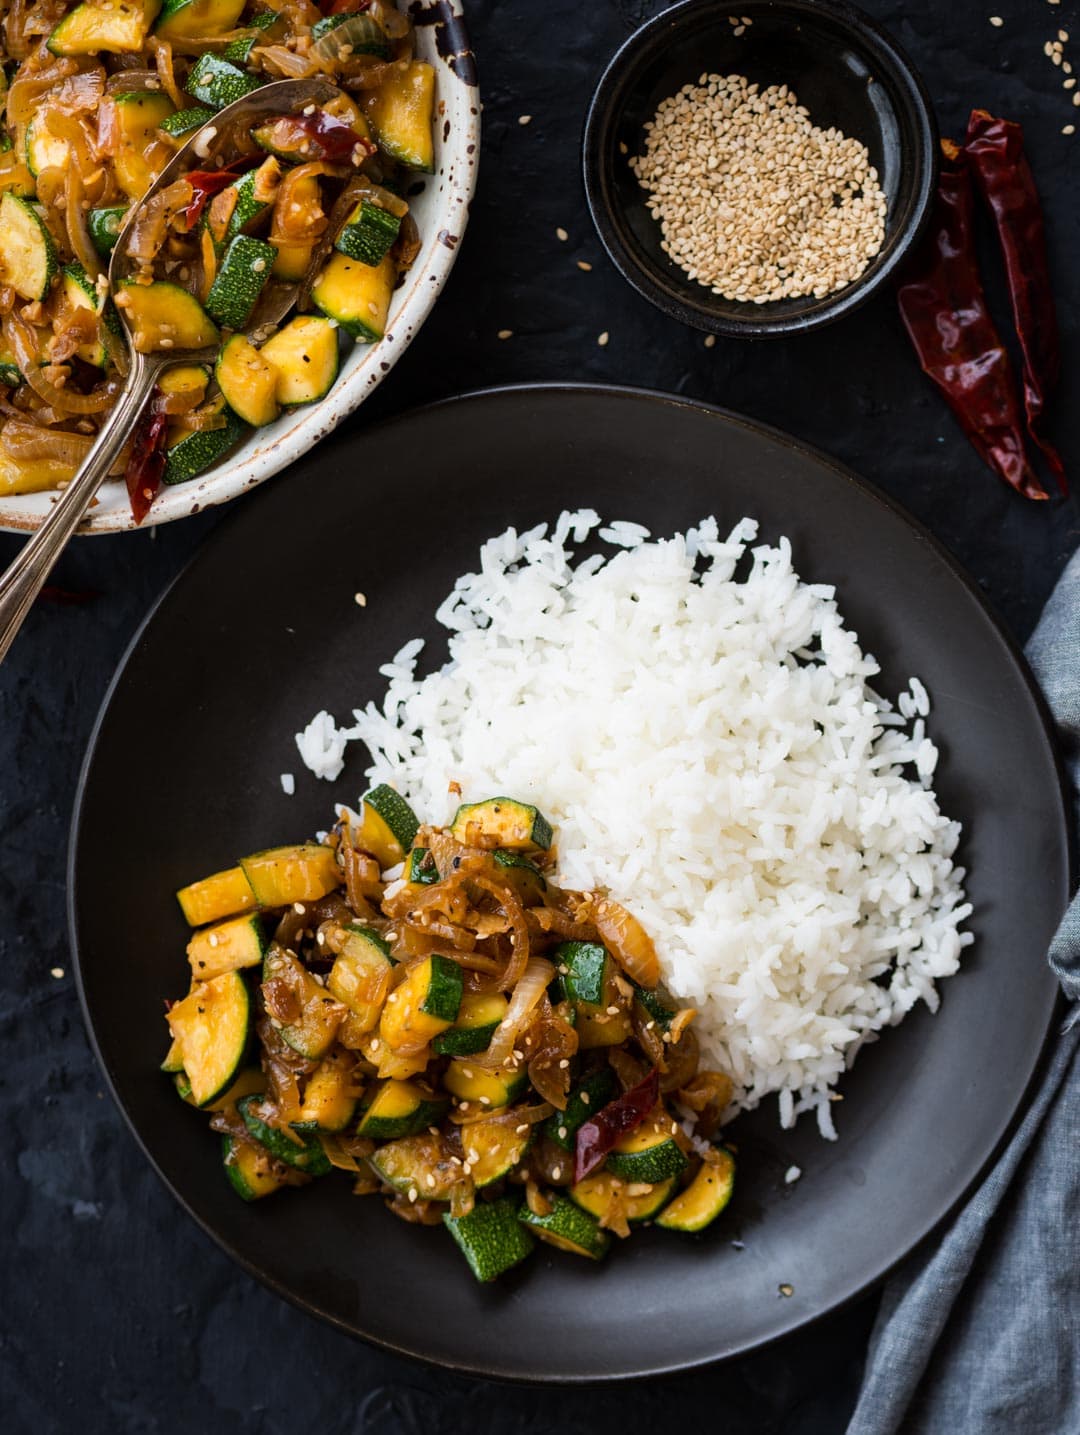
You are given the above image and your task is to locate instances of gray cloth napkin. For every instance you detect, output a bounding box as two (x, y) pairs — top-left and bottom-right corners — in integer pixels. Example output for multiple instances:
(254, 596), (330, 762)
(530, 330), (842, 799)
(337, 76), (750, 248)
(847, 551), (1080, 1435)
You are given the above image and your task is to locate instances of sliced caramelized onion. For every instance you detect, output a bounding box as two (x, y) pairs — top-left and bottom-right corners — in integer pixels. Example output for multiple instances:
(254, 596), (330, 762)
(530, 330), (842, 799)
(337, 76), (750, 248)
(475, 955), (553, 1069)
(0, 419), (92, 468)
(676, 1069), (734, 1139)
(3, 313), (116, 415)
(146, 36), (186, 110)
(589, 897), (660, 988)
(659, 1025), (699, 1093)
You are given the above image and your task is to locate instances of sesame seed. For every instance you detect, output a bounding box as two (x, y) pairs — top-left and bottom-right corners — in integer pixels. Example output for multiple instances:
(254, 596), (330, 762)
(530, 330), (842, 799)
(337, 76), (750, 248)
(293, 903), (305, 915)
(1064, 124), (1076, 134)
(428, 1126), (439, 1136)
(557, 1126), (568, 1139)
(580, 1093), (590, 1105)
(497, 328), (512, 339)
(408, 1187), (418, 1202)
(462, 1162), (472, 1175)
(558, 1058), (569, 1068)
(370, 1038), (380, 1051)
(1060, 29), (1069, 42)
(425, 1174), (436, 1188)
(733, 24), (745, 35)
(1074, 92), (1080, 105)
(50, 967), (64, 979)
(551, 1166), (562, 1180)
(1065, 77), (1077, 88)
(779, 1283), (794, 1297)
(606, 1005), (620, 1016)
(597, 331), (609, 347)
(989, 14), (1003, 25)
(518, 114), (532, 125)
(479, 1095), (491, 1105)
(208, 934), (218, 948)
(556, 226), (568, 241)
(354, 591), (367, 605)
(704, 334), (716, 348)
(516, 1124), (529, 1134)
(577, 260), (592, 271)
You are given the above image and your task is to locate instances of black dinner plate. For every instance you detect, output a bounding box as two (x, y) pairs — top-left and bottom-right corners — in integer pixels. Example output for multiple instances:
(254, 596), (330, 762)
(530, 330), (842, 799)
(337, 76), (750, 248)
(69, 384), (1069, 1382)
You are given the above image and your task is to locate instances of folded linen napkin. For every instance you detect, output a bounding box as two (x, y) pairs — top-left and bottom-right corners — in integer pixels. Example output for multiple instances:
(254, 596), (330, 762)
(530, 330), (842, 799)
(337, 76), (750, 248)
(847, 550), (1080, 1435)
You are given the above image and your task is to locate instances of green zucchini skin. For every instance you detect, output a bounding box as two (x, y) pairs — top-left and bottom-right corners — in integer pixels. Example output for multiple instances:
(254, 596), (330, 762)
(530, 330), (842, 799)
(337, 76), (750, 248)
(205, 234), (276, 330)
(159, 106), (216, 137)
(544, 1067), (618, 1151)
(418, 953), (463, 1023)
(363, 784), (420, 851)
(335, 200), (401, 266)
(186, 54), (262, 109)
(162, 408), (249, 485)
(518, 1195), (611, 1260)
(87, 206), (129, 257)
(443, 1196), (535, 1283)
(237, 1095), (332, 1175)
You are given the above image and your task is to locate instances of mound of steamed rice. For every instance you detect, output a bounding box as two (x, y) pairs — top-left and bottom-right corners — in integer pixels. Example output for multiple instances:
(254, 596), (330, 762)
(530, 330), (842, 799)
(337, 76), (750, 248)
(296, 512), (972, 1138)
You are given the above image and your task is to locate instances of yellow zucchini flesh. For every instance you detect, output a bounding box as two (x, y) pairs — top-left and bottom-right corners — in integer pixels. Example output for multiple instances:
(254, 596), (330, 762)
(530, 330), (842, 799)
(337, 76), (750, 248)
(155, 0), (245, 41)
(48, 0), (162, 56)
(259, 316), (339, 405)
(176, 864), (255, 926)
(186, 912), (266, 980)
(379, 954), (462, 1051)
(238, 843), (341, 906)
(362, 60), (435, 171)
(115, 280), (218, 353)
(262, 947), (345, 1060)
(215, 334), (280, 428)
(311, 252), (394, 343)
(111, 91), (175, 200)
(297, 1051), (360, 1132)
(166, 970), (251, 1107)
(657, 1149), (736, 1232)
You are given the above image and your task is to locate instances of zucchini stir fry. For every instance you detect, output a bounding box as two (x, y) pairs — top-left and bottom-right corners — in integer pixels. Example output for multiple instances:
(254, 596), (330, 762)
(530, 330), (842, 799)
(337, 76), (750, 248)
(165, 788), (738, 1282)
(0, 0), (431, 516)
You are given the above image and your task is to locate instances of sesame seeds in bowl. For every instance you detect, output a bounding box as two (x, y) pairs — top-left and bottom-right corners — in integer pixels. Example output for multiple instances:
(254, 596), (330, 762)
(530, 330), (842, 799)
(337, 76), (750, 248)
(583, 0), (937, 338)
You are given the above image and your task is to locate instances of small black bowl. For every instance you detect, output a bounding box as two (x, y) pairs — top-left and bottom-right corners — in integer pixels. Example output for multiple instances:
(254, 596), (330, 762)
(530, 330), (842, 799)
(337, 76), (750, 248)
(583, 0), (938, 337)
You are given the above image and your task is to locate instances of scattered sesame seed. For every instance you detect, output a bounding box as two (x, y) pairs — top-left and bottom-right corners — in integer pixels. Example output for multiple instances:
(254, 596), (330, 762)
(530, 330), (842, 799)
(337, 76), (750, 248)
(1064, 123), (1076, 133)
(704, 334), (716, 348)
(462, 1067), (474, 1078)
(618, 140), (628, 155)
(497, 328), (513, 339)
(577, 260), (593, 271)
(733, 24), (745, 35)
(518, 114), (532, 125)
(580, 1092), (590, 1105)
(354, 591), (367, 605)
(1065, 77), (1077, 88)
(1060, 28), (1069, 41)
(479, 1095), (491, 1105)
(408, 1187), (418, 1202)
(556, 226), (568, 241)
(784, 1165), (802, 1184)
(779, 1283), (794, 1297)
(598, 331), (609, 347)
(462, 1161), (473, 1175)
(606, 1004), (620, 1015)
(1074, 91), (1080, 105)
(558, 1058), (570, 1068)
(293, 903), (305, 915)
(557, 1126), (568, 1139)
(429, 1126), (439, 1136)
(370, 1038), (380, 1051)
(208, 934), (219, 948)
(50, 967), (64, 979)
(280, 773), (295, 796)
(558, 964), (569, 975)
(551, 1165), (562, 1180)
(989, 14), (1003, 25)
(516, 1124), (529, 1134)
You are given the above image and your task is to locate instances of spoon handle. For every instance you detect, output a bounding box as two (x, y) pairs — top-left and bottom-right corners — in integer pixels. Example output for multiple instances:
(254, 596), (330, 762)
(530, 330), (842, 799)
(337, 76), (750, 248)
(0, 353), (156, 665)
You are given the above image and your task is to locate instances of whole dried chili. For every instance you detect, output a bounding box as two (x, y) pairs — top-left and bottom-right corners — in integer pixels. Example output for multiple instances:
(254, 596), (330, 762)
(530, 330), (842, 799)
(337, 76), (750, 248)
(897, 140), (1047, 501)
(574, 1066), (659, 1184)
(964, 109), (1067, 494)
(124, 396), (170, 526)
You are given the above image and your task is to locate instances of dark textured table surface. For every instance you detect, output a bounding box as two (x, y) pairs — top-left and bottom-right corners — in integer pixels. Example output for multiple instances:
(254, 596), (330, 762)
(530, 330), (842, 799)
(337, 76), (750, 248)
(2, 1), (1078, 1431)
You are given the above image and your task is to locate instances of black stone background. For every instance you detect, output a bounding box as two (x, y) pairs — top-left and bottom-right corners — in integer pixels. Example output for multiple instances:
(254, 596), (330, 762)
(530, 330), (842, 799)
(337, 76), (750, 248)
(2, 0), (1078, 1430)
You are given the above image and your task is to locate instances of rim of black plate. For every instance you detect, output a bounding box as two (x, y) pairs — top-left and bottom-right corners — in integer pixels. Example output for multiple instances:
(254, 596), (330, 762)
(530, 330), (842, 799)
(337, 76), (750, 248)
(67, 382), (1073, 1383)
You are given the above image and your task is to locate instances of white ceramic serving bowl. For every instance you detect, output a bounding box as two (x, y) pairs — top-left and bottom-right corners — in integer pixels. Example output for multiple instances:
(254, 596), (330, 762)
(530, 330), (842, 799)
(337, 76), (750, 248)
(0, 0), (479, 535)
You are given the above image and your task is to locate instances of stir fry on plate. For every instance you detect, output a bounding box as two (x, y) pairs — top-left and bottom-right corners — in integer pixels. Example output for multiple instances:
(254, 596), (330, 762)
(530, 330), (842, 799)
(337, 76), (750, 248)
(164, 787), (738, 1281)
(0, 0), (432, 517)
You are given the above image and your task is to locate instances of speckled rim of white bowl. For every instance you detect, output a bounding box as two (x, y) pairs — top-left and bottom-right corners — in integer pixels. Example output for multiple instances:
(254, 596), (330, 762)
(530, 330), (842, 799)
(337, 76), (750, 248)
(0, 1), (479, 536)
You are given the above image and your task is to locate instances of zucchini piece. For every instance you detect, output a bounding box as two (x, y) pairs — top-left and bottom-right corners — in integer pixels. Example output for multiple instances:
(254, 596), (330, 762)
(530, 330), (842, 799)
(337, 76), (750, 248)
(0, 353), (20, 387)
(187, 911), (266, 980)
(158, 363), (210, 404)
(205, 234), (276, 330)
(47, 0), (161, 56)
(165, 969), (251, 1107)
(259, 315), (339, 404)
(432, 991), (508, 1057)
(450, 797), (553, 852)
(364, 1035), (432, 1082)
(155, 0), (245, 42)
(296, 1050), (358, 1132)
(356, 1078), (448, 1139)
(362, 60), (435, 172)
(161, 1035), (185, 1073)
(491, 849), (547, 903)
(262, 946), (345, 1060)
(186, 53), (261, 110)
(61, 263), (107, 368)
(159, 105), (216, 138)
(0, 194), (58, 302)
(334, 199), (401, 266)
(633, 983), (678, 1031)
(519, 1194), (611, 1260)
(176, 864), (256, 926)
(570, 1172), (677, 1224)
(326, 924), (394, 1036)
(115, 280), (218, 353)
(605, 1114), (688, 1183)
(553, 940), (632, 1049)
(215, 334), (280, 427)
(239, 842), (341, 906)
(379, 953), (462, 1050)
(443, 1060), (528, 1109)
(443, 1196), (534, 1283)
(222, 160), (279, 243)
(179, 1064), (264, 1110)
(405, 846), (439, 886)
(311, 251), (393, 343)
(462, 1117), (533, 1188)
(268, 171), (321, 279)
(657, 1149), (736, 1233)
(368, 1133), (460, 1199)
(111, 91), (175, 199)
(25, 111), (69, 177)
(237, 1094), (331, 1175)
(543, 1067), (618, 1151)
(222, 1133), (289, 1200)
(352, 784), (420, 867)
(311, 10), (389, 58)
(221, 11), (279, 62)
(88, 206), (128, 258)
(162, 403), (247, 485)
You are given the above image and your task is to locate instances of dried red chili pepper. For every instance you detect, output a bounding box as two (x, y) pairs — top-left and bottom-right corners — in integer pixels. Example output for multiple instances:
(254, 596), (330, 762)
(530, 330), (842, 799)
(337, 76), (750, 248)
(574, 1067), (659, 1184)
(124, 397), (170, 526)
(964, 109), (1066, 494)
(897, 140), (1047, 501)
(180, 157), (261, 229)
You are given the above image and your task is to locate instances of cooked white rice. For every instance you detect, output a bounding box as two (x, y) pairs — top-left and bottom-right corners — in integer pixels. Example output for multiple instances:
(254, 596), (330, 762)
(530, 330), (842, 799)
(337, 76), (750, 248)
(296, 512), (972, 1138)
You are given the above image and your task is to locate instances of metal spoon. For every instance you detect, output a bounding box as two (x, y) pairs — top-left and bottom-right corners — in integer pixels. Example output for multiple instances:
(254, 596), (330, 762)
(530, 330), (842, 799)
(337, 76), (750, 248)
(0, 76), (339, 664)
